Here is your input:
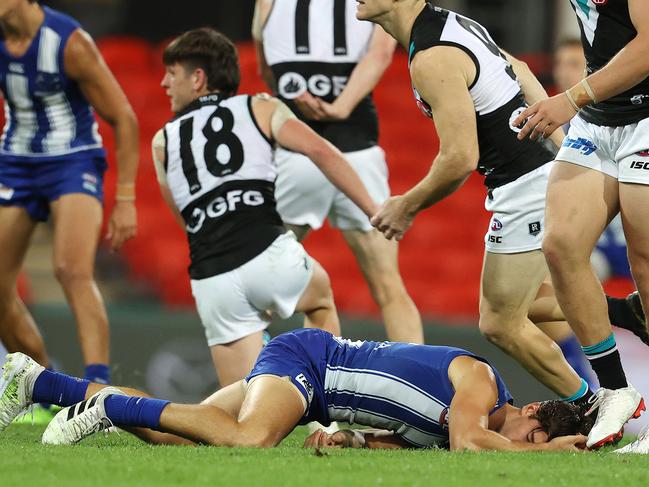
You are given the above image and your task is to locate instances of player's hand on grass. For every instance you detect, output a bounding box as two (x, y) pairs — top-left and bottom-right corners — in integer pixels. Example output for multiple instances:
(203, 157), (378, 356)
(303, 429), (364, 449)
(106, 200), (137, 252)
(545, 434), (588, 452)
(513, 94), (576, 142)
(371, 195), (416, 241)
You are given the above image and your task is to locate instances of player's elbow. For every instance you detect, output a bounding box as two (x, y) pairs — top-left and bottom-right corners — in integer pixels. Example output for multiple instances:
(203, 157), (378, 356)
(443, 148), (479, 180)
(449, 433), (485, 452)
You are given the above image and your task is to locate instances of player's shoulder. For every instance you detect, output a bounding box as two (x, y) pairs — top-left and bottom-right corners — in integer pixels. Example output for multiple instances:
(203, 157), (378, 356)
(42, 6), (82, 34)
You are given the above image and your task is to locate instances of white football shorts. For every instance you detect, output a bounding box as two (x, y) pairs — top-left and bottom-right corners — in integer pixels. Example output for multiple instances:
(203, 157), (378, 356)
(484, 162), (553, 254)
(555, 115), (649, 184)
(275, 145), (390, 231)
(191, 231), (314, 346)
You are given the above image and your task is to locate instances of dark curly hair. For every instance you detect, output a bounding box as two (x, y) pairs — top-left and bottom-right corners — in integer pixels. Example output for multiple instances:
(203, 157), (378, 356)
(533, 400), (594, 440)
(162, 28), (240, 97)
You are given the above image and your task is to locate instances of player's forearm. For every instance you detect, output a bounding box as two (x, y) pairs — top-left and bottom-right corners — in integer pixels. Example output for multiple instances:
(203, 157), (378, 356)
(309, 142), (378, 217)
(451, 429), (547, 452)
(254, 39), (276, 93)
(332, 48), (393, 118)
(403, 155), (473, 214)
(573, 37), (649, 106)
(113, 109), (140, 187)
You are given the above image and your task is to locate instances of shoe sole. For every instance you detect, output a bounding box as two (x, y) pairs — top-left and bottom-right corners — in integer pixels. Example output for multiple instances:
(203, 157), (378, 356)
(589, 398), (646, 450)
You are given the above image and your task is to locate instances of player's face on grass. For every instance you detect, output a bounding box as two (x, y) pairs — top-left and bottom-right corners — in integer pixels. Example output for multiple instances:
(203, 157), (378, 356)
(161, 63), (196, 114)
(500, 403), (550, 444)
(355, 0), (392, 21)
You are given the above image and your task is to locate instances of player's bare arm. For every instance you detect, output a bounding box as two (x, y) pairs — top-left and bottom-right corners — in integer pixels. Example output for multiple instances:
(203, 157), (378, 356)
(251, 95), (379, 218)
(371, 47), (479, 241)
(515, 0), (649, 140)
(447, 356), (586, 452)
(151, 129), (185, 229)
(303, 26), (397, 122)
(64, 29), (139, 251)
(503, 51), (565, 149)
(252, 0), (275, 91)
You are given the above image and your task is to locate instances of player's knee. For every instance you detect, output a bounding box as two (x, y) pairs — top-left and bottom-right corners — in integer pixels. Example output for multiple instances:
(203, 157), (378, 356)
(53, 261), (94, 287)
(478, 307), (518, 345)
(542, 230), (581, 269)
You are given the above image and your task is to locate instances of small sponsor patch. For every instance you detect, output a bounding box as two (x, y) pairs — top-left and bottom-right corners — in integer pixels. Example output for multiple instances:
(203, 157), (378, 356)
(528, 221), (542, 236)
(82, 181), (98, 194)
(491, 218), (503, 231)
(0, 183), (15, 200)
(295, 373), (314, 405)
(562, 137), (598, 156)
(82, 172), (98, 184)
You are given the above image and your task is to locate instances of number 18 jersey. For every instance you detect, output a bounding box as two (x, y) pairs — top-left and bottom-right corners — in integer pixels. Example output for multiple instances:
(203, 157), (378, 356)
(163, 93), (285, 280)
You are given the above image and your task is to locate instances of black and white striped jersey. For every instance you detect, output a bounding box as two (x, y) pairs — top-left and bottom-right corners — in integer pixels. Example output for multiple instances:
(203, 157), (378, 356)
(163, 94), (285, 279)
(262, 0), (378, 152)
(570, 0), (649, 126)
(408, 4), (554, 189)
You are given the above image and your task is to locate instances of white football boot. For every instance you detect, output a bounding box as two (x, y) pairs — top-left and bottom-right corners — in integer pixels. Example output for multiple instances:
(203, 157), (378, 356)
(0, 353), (44, 431)
(42, 387), (125, 445)
(586, 385), (645, 449)
(614, 426), (649, 454)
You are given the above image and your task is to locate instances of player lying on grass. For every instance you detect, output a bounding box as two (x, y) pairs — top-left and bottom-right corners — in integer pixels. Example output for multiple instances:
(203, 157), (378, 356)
(0, 329), (592, 451)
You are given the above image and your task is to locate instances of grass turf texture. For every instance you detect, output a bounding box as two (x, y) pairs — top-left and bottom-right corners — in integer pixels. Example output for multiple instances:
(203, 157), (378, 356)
(2, 425), (648, 487)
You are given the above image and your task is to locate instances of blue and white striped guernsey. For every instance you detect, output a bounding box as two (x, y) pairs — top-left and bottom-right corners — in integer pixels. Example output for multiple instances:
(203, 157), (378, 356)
(0, 6), (103, 158)
(248, 329), (514, 448)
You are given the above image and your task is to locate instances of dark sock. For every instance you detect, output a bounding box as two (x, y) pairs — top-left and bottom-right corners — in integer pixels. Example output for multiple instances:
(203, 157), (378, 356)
(84, 364), (110, 385)
(582, 334), (628, 390)
(104, 395), (170, 430)
(607, 295), (640, 327)
(32, 369), (90, 407)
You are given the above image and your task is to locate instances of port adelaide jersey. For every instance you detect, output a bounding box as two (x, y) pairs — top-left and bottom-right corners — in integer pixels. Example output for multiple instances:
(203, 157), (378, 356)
(163, 94), (285, 280)
(263, 0), (378, 152)
(408, 5), (555, 189)
(570, 0), (649, 126)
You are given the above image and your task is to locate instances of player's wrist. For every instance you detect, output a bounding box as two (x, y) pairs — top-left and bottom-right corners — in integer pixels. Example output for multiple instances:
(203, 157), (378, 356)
(566, 79), (597, 111)
(115, 182), (136, 202)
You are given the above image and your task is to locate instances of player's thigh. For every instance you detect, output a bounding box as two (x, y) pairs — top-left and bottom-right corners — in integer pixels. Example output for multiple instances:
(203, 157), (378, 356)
(618, 182), (649, 261)
(329, 146), (389, 231)
(0, 206), (36, 279)
(237, 375), (306, 446)
(210, 332), (265, 387)
(616, 117), (649, 261)
(242, 232), (316, 317)
(50, 193), (103, 273)
(201, 380), (247, 417)
(545, 161), (618, 253)
(274, 148), (335, 229)
(342, 228), (400, 283)
(527, 275), (564, 324)
(480, 250), (548, 321)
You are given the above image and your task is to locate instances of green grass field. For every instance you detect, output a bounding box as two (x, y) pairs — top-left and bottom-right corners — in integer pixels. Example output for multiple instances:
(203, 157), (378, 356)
(2, 425), (648, 487)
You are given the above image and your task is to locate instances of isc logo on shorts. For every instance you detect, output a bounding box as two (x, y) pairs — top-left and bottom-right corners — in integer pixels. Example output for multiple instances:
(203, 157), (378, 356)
(186, 189), (264, 234)
(488, 235), (503, 243)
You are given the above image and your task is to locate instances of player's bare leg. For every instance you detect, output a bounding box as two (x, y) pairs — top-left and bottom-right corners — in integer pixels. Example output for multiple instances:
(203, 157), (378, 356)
(0, 206), (48, 366)
(210, 332), (264, 388)
(50, 194), (109, 369)
(544, 162), (642, 448)
(543, 162), (618, 355)
(618, 182), (649, 333)
(479, 250), (584, 398)
(295, 261), (340, 335)
(342, 229), (423, 343)
(157, 375), (304, 447)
